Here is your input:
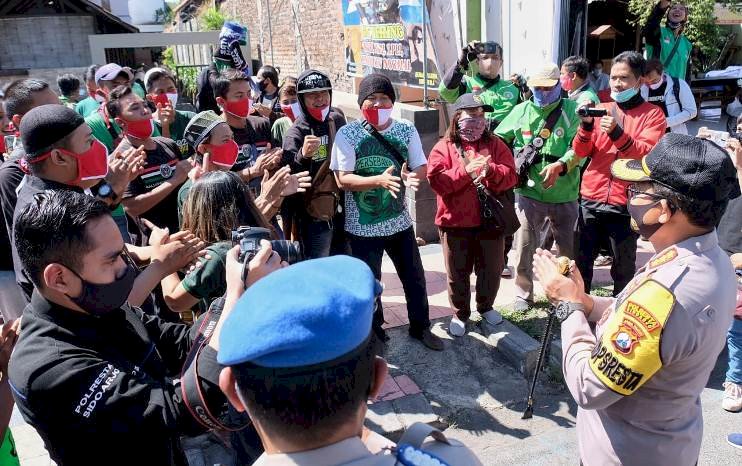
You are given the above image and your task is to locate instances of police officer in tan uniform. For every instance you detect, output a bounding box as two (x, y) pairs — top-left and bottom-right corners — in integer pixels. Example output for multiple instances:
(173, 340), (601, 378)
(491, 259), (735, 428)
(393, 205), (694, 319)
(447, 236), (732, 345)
(216, 255), (483, 466)
(534, 133), (741, 466)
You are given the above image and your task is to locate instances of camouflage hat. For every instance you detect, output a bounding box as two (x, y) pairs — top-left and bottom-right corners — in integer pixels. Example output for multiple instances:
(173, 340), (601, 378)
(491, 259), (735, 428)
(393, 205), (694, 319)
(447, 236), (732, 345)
(184, 111), (225, 150)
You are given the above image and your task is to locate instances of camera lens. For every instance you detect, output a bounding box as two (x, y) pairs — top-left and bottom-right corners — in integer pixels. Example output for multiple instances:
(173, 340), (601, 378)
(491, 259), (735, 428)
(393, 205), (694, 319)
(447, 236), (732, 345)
(270, 240), (304, 264)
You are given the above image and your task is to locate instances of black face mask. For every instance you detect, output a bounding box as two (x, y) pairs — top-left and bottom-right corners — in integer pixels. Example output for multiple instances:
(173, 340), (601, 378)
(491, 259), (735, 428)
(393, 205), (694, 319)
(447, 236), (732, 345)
(628, 199), (665, 240)
(66, 263), (137, 316)
(258, 80), (269, 92)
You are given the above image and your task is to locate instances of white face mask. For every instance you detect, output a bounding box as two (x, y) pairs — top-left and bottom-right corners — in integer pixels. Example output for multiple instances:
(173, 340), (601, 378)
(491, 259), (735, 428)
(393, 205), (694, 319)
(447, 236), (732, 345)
(648, 78), (664, 91)
(166, 92), (179, 107)
(94, 93), (105, 103)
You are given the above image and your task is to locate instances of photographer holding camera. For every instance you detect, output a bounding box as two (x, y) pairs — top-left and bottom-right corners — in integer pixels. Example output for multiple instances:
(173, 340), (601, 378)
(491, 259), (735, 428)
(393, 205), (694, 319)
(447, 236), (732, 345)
(8, 190), (284, 465)
(439, 41), (520, 132)
(573, 52), (666, 295)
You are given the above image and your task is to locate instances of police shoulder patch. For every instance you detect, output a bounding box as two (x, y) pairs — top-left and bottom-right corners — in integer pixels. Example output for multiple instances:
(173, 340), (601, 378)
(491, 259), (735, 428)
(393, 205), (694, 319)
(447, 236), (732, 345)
(589, 279), (676, 396)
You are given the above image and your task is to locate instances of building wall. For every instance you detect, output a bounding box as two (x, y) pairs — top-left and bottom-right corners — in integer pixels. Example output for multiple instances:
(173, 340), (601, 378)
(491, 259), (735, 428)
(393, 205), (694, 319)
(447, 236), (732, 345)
(0, 67), (89, 96)
(0, 16), (95, 70)
(220, 0), (353, 93)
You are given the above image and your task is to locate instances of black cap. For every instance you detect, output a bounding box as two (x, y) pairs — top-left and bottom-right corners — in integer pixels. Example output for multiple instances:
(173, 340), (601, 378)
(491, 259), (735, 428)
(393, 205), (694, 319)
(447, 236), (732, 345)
(20, 104), (85, 159)
(357, 73), (396, 107)
(611, 133), (741, 203)
(297, 69), (332, 94)
(453, 93), (494, 113)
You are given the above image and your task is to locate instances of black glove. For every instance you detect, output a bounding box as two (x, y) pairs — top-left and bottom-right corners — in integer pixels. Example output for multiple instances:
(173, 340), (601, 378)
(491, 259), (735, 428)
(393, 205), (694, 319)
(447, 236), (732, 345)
(458, 45), (471, 69)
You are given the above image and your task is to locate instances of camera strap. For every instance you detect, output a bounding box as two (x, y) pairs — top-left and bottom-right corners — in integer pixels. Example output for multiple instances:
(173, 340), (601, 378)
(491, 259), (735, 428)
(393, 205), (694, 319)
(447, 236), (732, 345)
(180, 297), (250, 432)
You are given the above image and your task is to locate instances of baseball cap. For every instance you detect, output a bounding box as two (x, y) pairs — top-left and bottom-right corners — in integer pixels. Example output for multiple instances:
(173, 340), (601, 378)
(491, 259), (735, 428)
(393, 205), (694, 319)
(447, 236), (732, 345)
(297, 69), (332, 94)
(95, 63), (133, 85)
(184, 111), (225, 150)
(217, 255), (382, 368)
(527, 63), (560, 88)
(454, 93), (494, 113)
(611, 133), (741, 203)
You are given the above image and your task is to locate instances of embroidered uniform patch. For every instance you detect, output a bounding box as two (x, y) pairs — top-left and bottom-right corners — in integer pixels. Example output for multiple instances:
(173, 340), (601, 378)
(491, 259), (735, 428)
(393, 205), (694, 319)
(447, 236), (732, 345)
(590, 279), (675, 395)
(649, 247), (678, 269)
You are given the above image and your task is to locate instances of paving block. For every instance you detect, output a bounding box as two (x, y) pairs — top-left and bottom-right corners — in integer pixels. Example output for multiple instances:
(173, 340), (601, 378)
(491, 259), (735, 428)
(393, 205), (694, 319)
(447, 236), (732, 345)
(480, 318), (540, 378)
(394, 374), (422, 396)
(374, 373), (405, 402)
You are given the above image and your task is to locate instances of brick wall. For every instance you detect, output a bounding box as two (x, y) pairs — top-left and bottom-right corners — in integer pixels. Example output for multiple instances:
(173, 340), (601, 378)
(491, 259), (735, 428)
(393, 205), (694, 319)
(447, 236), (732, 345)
(0, 16), (95, 70)
(220, 0), (353, 93)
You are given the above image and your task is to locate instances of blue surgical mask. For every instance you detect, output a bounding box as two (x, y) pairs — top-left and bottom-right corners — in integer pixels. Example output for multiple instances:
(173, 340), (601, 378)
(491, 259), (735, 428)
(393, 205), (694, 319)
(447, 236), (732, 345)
(611, 87), (639, 103)
(532, 83), (562, 108)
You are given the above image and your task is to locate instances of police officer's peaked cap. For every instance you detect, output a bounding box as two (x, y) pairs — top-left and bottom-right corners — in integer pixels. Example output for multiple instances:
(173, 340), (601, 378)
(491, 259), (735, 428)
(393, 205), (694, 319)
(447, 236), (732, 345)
(218, 255), (382, 368)
(612, 133), (741, 203)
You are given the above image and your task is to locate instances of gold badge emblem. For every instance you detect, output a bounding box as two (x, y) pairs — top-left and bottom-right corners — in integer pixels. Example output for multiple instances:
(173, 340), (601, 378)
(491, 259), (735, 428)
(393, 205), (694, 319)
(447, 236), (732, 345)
(539, 128), (551, 139)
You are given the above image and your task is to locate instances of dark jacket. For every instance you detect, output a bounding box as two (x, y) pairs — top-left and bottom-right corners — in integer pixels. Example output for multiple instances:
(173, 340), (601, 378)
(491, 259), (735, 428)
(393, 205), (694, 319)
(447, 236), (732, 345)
(280, 109), (347, 177)
(8, 292), (224, 466)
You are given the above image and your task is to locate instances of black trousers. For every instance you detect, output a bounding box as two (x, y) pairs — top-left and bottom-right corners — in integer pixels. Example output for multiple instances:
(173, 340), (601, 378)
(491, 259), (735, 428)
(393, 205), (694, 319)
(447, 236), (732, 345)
(347, 227), (431, 336)
(575, 205), (638, 296)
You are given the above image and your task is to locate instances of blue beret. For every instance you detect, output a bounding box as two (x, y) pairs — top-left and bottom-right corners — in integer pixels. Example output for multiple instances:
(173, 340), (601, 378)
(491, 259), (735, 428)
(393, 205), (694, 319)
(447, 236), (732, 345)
(217, 255), (381, 368)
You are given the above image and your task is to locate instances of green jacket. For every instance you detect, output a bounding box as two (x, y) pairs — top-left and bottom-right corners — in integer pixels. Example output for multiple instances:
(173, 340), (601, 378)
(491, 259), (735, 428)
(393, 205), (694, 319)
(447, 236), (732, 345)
(570, 83), (600, 107)
(646, 27), (691, 81)
(439, 73), (520, 125)
(494, 98), (581, 204)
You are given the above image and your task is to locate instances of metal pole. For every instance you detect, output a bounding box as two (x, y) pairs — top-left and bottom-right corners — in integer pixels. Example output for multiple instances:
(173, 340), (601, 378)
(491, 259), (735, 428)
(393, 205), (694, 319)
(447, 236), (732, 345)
(422, 0), (429, 109)
(266, 0), (275, 66)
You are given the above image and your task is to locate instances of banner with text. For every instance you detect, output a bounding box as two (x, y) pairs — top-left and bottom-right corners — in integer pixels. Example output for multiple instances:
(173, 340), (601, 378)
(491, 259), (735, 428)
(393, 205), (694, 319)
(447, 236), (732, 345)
(341, 0), (440, 88)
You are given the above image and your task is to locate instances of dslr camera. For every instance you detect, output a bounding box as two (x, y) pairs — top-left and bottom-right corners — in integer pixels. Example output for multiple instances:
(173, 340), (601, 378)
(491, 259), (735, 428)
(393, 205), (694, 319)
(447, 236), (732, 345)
(231, 226), (303, 279)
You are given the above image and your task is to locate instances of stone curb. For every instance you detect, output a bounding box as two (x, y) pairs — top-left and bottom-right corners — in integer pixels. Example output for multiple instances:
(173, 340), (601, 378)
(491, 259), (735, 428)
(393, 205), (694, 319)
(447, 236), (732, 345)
(480, 318), (563, 379)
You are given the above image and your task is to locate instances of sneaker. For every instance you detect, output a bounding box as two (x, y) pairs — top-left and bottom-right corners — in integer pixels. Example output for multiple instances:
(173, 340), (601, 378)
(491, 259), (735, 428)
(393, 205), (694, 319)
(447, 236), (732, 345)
(728, 433), (742, 450)
(411, 329), (444, 351)
(511, 298), (531, 313)
(594, 255), (613, 266)
(722, 381), (742, 412)
(448, 316), (466, 337)
(481, 309), (504, 325)
(501, 266), (512, 278)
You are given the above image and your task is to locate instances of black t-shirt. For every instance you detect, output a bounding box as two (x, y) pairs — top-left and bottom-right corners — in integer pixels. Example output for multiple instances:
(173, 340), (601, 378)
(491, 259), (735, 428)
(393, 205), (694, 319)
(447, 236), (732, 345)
(719, 194), (742, 256)
(231, 116), (273, 193)
(0, 148), (25, 270)
(647, 82), (669, 117)
(122, 137), (184, 232)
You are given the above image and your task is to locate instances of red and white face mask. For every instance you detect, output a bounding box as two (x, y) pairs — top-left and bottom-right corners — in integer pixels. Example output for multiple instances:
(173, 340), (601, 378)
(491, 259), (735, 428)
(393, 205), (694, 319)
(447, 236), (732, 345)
(280, 102), (303, 122)
(205, 140), (239, 168)
(151, 93), (178, 108)
(307, 105), (330, 122)
(362, 106), (393, 127)
(122, 116), (154, 140)
(224, 98), (251, 118)
(35, 139), (109, 185)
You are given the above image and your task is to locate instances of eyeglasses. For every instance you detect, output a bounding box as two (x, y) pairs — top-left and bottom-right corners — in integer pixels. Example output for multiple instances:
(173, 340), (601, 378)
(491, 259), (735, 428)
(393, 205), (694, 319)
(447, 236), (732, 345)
(626, 185), (664, 201)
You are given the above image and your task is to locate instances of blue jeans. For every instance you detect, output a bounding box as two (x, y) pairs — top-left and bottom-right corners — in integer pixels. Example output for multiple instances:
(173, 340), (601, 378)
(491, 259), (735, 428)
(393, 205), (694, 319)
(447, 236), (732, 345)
(727, 318), (742, 384)
(299, 216), (334, 259)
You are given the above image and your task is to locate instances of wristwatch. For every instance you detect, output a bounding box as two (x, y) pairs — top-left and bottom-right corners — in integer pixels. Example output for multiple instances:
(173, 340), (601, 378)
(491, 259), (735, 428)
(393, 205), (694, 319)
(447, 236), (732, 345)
(95, 181), (119, 205)
(558, 160), (568, 176)
(554, 301), (586, 323)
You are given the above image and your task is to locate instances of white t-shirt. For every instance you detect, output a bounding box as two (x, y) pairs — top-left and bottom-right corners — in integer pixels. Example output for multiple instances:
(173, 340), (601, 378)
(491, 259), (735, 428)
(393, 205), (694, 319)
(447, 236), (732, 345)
(330, 118), (426, 237)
